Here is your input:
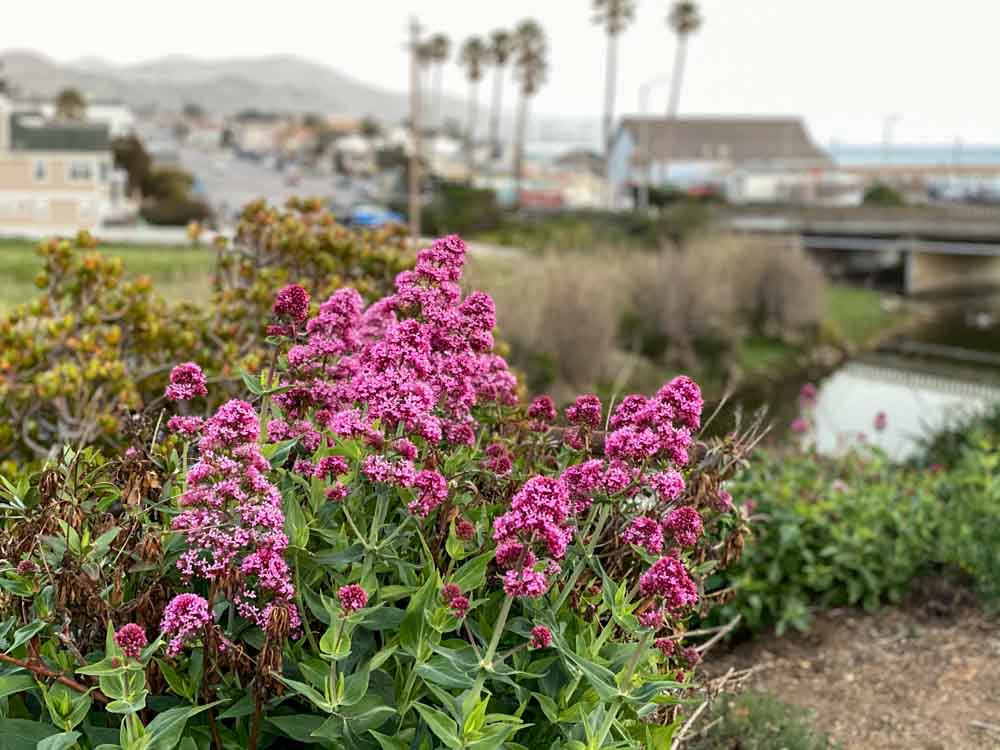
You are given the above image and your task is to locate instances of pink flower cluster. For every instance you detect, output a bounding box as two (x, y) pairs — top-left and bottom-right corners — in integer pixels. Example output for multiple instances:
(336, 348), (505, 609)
(273, 283), (311, 324)
(663, 506), (703, 547)
(114, 623), (147, 659)
(165, 362), (207, 402)
(493, 476), (572, 598)
(161, 593), (213, 656)
(170, 400), (300, 635)
(639, 555), (699, 614)
(338, 584), (368, 613)
(529, 625), (552, 649)
(605, 376), (701, 466)
(361, 454), (449, 518)
(441, 583), (469, 618)
(269, 236), (516, 456)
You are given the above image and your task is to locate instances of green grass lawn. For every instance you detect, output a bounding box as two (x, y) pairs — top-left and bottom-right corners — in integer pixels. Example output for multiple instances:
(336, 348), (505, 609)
(0, 239), (215, 310)
(826, 285), (908, 348)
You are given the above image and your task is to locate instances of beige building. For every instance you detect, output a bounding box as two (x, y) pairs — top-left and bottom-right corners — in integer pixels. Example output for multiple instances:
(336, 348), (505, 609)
(0, 94), (130, 234)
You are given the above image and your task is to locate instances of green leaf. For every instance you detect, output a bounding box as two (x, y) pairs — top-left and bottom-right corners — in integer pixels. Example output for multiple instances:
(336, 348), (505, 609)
(415, 657), (475, 690)
(413, 703), (462, 750)
(5, 621), (46, 654)
(240, 370), (264, 396)
(399, 575), (438, 658)
(450, 551), (495, 592)
(77, 657), (126, 677)
(309, 715), (343, 741)
(369, 730), (408, 750)
(468, 726), (516, 750)
(341, 662), (370, 707)
(145, 702), (222, 750)
(0, 674), (35, 700)
(0, 719), (61, 750)
(154, 659), (191, 702)
(532, 693), (559, 724)
(36, 731), (81, 750)
(266, 715), (329, 744)
(462, 697), (489, 737)
(274, 676), (332, 712)
(216, 694), (254, 720)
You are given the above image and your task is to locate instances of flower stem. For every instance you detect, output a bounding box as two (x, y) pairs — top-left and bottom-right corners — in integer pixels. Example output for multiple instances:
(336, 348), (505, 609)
(482, 595), (514, 669)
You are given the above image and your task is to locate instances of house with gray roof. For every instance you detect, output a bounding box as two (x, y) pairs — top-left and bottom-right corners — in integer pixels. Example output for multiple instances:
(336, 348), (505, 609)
(0, 94), (134, 234)
(608, 116), (845, 206)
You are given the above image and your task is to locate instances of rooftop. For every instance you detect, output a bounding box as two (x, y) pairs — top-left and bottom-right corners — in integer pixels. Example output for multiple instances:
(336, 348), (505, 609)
(618, 116), (831, 168)
(9, 112), (111, 152)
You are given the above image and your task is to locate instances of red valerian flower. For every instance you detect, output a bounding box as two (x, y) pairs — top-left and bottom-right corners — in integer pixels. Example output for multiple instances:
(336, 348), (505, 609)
(273, 284), (311, 323)
(165, 362), (208, 401)
(338, 584), (368, 613)
(529, 625), (552, 649)
(115, 623), (147, 659)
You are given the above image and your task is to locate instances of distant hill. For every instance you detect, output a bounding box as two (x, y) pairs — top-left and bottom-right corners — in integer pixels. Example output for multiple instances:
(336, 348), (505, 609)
(0, 49), (601, 152)
(0, 49), (453, 122)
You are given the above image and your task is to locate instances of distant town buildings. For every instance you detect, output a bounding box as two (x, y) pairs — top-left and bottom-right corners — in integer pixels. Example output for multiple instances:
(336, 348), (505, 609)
(0, 94), (134, 234)
(609, 116), (861, 206)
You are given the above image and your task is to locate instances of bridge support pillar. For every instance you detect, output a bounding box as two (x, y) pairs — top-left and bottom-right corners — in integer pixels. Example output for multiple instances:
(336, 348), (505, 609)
(905, 251), (1000, 295)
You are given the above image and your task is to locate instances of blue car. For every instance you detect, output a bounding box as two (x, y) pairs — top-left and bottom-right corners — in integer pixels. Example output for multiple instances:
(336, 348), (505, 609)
(348, 204), (404, 228)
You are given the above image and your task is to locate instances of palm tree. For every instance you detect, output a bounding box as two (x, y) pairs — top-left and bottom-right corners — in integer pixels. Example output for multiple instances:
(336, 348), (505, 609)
(428, 33), (451, 130)
(666, 1), (703, 117)
(487, 29), (514, 159)
(593, 1), (635, 166)
(55, 87), (86, 121)
(512, 20), (548, 206)
(459, 36), (488, 177)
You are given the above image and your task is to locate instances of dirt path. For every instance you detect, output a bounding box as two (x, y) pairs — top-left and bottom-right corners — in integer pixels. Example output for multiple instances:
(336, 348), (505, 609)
(705, 591), (1000, 749)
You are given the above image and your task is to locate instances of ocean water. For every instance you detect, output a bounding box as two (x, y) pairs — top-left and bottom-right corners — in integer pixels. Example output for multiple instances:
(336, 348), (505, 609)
(828, 144), (1000, 168)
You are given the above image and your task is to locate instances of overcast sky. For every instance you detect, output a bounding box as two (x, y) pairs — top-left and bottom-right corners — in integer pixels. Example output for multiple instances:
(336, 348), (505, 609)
(8, 0), (999, 145)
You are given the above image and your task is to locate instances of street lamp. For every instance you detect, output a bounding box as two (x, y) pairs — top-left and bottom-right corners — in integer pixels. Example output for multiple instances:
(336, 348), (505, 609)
(637, 76), (670, 211)
(881, 114), (900, 180)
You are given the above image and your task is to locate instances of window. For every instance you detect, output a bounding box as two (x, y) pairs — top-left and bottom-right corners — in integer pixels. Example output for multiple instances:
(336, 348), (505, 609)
(99, 161), (111, 183)
(34, 199), (50, 219)
(67, 160), (94, 182)
(33, 159), (47, 183)
(79, 200), (96, 217)
(0, 200), (15, 218)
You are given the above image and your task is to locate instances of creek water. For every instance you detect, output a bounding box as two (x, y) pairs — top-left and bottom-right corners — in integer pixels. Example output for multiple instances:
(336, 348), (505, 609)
(724, 294), (1000, 460)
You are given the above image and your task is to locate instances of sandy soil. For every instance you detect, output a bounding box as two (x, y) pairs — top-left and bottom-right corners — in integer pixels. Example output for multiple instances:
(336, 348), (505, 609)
(704, 586), (1000, 749)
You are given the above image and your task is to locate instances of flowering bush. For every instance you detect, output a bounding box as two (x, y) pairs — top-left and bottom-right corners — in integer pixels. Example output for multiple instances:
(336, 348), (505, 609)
(0, 235), (755, 749)
(0, 203), (412, 466)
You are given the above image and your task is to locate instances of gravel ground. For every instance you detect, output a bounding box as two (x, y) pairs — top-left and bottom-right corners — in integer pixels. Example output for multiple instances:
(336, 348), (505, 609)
(704, 586), (1000, 749)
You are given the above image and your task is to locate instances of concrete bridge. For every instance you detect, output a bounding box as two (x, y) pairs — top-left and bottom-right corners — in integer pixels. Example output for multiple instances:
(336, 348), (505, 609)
(726, 209), (1000, 295)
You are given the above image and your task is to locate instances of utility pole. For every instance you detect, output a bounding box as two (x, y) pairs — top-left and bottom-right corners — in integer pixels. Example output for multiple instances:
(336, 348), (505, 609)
(636, 76), (669, 211)
(409, 18), (423, 250)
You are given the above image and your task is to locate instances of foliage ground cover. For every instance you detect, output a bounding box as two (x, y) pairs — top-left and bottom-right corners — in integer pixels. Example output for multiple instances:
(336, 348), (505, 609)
(716, 401), (1000, 635)
(0, 226), (759, 750)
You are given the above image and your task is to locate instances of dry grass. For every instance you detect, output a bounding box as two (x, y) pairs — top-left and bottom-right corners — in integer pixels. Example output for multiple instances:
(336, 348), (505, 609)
(466, 233), (828, 396)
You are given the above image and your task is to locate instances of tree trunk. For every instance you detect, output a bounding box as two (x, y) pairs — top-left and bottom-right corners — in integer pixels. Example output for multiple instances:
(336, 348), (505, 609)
(667, 35), (688, 118)
(514, 89), (529, 208)
(466, 80), (479, 179)
(489, 66), (505, 159)
(602, 32), (618, 169)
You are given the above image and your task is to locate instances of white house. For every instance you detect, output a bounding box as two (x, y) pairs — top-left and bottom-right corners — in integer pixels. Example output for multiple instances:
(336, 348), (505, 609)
(608, 116), (835, 206)
(0, 94), (135, 235)
(12, 96), (136, 138)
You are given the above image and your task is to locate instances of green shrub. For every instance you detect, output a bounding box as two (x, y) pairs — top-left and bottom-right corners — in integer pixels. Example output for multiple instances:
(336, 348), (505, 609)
(423, 181), (504, 236)
(140, 197), (212, 226)
(716, 449), (940, 633)
(690, 691), (836, 750)
(862, 182), (904, 207)
(933, 430), (1000, 604)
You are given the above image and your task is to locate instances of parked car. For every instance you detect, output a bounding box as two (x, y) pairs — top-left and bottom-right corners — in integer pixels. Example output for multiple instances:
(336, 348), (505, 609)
(347, 204), (404, 228)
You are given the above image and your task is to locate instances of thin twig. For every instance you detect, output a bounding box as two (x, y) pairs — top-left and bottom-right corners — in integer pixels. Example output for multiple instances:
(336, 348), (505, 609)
(670, 699), (710, 749)
(0, 652), (108, 703)
(695, 614), (742, 654)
